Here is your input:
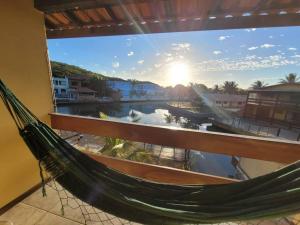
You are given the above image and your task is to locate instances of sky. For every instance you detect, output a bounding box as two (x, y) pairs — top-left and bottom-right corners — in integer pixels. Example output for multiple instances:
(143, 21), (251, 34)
(47, 26), (300, 89)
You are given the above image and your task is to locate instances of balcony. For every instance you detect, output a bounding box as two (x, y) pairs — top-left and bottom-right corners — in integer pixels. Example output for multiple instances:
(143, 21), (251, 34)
(2, 112), (300, 224)
(1, 0), (300, 224)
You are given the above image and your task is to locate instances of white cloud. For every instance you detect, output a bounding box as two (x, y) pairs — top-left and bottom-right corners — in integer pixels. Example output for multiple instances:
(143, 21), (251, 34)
(288, 47), (297, 51)
(171, 43), (191, 51)
(165, 57), (174, 62)
(195, 54), (300, 72)
(260, 44), (275, 48)
(213, 50), (222, 55)
(112, 62), (120, 68)
(245, 28), (256, 32)
(248, 46), (258, 51)
(269, 35), (274, 39)
(137, 60), (144, 64)
(127, 51), (134, 56)
(291, 55), (300, 58)
(218, 35), (230, 41)
(154, 63), (161, 68)
(155, 52), (161, 56)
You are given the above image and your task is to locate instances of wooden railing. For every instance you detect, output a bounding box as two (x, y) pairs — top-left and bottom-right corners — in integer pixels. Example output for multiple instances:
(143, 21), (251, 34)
(87, 152), (236, 184)
(50, 113), (300, 184)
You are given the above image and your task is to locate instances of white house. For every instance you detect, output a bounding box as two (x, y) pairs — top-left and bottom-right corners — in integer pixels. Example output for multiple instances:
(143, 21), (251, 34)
(52, 76), (70, 99)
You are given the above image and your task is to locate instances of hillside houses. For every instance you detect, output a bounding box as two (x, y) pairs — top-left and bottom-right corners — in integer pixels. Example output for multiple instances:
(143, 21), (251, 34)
(52, 76), (97, 103)
(52, 76), (168, 103)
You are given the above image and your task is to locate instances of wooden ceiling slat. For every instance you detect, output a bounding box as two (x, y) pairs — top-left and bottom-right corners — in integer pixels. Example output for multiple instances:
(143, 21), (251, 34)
(45, 14), (60, 26)
(111, 5), (127, 20)
(221, 0), (239, 10)
(73, 10), (91, 23)
(51, 13), (70, 25)
(238, 0), (260, 9)
(149, 0), (166, 18)
(95, 8), (113, 21)
(127, 3), (141, 18)
(85, 9), (101, 22)
(138, 2), (152, 18)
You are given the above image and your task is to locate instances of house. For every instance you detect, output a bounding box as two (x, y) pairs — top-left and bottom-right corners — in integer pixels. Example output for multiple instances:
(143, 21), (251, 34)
(107, 80), (165, 101)
(201, 93), (247, 112)
(243, 83), (300, 128)
(52, 76), (71, 100)
(53, 75), (97, 102)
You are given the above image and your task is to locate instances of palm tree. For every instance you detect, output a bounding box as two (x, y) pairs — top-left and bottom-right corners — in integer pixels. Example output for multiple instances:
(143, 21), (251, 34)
(213, 84), (221, 93)
(279, 73), (300, 84)
(222, 81), (238, 94)
(251, 80), (268, 89)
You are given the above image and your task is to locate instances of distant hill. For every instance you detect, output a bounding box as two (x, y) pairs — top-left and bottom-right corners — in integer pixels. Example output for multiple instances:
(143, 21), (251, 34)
(50, 61), (123, 81)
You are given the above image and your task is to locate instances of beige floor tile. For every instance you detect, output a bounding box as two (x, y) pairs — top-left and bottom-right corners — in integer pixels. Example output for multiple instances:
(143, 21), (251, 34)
(23, 187), (60, 211)
(35, 212), (82, 225)
(0, 203), (46, 225)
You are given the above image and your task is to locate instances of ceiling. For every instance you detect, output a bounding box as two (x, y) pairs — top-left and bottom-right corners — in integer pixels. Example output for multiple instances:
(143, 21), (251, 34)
(35, 0), (300, 39)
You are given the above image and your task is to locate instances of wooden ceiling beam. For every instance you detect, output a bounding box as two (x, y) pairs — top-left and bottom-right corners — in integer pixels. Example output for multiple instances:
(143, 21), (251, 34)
(46, 13), (300, 39)
(35, 0), (159, 13)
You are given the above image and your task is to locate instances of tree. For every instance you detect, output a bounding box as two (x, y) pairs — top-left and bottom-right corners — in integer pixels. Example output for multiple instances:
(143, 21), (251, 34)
(222, 81), (238, 94)
(279, 73), (300, 84)
(213, 84), (221, 93)
(251, 80), (268, 89)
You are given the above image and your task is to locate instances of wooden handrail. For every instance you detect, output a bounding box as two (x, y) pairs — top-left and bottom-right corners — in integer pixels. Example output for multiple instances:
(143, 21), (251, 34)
(50, 113), (300, 164)
(86, 152), (236, 184)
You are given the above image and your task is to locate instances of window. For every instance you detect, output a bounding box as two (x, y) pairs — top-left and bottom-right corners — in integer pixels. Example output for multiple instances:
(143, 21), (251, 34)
(61, 89), (66, 93)
(71, 81), (78, 86)
(223, 101), (228, 104)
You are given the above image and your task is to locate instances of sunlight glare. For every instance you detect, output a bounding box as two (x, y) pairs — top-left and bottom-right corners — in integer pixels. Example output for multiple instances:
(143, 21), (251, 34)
(167, 62), (190, 86)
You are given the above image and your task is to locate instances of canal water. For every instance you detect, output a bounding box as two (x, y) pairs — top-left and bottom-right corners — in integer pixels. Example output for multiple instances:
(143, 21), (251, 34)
(57, 102), (238, 179)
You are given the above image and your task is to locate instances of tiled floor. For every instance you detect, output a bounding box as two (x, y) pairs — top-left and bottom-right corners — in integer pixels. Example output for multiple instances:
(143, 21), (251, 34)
(0, 187), (83, 225)
(0, 182), (138, 225)
(1, 184), (299, 225)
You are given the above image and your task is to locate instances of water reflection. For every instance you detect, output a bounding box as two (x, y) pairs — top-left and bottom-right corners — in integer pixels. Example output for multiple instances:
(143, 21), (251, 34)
(58, 102), (207, 129)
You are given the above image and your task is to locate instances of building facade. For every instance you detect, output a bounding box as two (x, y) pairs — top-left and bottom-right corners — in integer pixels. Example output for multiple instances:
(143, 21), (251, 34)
(52, 76), (97, 102)
(243, 83), (300, 128)
(201, 93), (247, 112)
(107, 80), (165, 101)
(52, 76), (70, 99)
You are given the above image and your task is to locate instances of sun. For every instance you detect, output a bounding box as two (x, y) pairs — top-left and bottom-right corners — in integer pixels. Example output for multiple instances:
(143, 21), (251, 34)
(167, 62), (190, 86)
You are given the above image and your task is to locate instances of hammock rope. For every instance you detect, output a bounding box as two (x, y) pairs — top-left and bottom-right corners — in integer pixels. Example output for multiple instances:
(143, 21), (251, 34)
(1, 79), (300, 224)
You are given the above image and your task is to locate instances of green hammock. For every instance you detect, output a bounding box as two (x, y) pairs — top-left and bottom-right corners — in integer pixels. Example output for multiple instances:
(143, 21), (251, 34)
(1, 79), (300, 224)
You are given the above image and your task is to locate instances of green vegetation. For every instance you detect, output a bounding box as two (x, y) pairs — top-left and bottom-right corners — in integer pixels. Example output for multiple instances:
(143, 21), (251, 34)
(51, 61), (106, 79)
(251, 80), (268, 89)
(98, 112), (155, 163)
(279, 73), (300, 84)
